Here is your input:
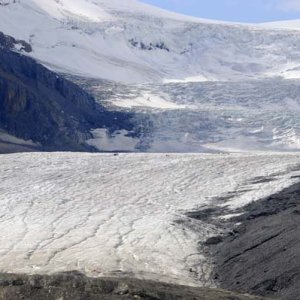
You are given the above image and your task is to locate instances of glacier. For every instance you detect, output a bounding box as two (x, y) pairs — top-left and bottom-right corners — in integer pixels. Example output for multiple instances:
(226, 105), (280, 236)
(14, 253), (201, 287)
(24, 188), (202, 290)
(2, 0), (300, 291)
(0, 152), (299, 286)
(74, 78), (300, 152)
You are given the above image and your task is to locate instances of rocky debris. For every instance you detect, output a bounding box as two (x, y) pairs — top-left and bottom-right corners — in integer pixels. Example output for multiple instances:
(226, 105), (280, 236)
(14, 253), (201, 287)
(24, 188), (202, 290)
(208, 182), (300, 300)
(0, 31), (32, 53)
(129, 39), (170, 52)
(0, 1), (11, 6)
(0, 0), (20, 5)
(0, 32), (135, 152)
(0, 272), (267, 300)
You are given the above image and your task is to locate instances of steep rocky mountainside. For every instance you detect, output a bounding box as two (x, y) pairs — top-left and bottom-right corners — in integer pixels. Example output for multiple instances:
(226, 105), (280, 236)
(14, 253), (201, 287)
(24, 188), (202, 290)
(0, 32), (134, 152)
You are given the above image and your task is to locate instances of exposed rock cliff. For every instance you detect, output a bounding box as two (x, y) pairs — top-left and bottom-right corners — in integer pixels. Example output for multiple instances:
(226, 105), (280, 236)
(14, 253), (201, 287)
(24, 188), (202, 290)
(0, 31), (32, 53)
(0, 32), (134, 152)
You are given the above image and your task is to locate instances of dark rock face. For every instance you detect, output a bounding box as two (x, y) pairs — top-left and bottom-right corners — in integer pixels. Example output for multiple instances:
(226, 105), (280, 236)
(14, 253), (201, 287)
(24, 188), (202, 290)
(210, 182), (300, 300)
(0, 31), (32, 53)
(0, 272), (266, 300)
(0, 32), (134, 152)
(129, 39), (170, 52)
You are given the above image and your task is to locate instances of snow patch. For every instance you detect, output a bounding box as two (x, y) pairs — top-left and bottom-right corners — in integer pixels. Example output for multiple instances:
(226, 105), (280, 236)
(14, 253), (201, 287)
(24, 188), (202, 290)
(0, 131), (37, 147)
(113, 92), (190, 109)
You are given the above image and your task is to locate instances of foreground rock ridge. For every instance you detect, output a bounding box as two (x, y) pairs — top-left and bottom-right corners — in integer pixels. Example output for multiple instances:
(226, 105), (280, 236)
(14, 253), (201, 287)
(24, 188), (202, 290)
(0, 272), (267, 300)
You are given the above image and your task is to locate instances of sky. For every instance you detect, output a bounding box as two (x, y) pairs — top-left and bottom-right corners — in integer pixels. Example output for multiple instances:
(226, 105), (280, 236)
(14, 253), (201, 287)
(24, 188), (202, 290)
(140, 0), (300, 23)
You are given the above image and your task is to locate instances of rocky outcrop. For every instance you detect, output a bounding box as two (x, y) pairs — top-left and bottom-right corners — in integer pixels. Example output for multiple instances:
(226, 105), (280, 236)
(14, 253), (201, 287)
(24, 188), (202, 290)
(0, 272), (267, 300)
(0, 32), (134, 152)
(0, 31), (32, 53)
(129, 39), (170, 52)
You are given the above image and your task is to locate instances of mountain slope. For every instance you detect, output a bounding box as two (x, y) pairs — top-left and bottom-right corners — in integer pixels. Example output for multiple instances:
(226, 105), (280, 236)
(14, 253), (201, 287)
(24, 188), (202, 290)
(3, 0), (300, 152)
(208, 181), (300, 299)
(0, 32), (135, 152)
(2, 0), (300, 83)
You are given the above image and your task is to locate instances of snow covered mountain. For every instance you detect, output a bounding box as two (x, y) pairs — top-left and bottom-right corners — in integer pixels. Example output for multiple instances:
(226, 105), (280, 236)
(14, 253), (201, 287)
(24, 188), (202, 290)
(2, 0), (300, 152)
(2, 2), (300, 296)
(2, 0), (300, 83)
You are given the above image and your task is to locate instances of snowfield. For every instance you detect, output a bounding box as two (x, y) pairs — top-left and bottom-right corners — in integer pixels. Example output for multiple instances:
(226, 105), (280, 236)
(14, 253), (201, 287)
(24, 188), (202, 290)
(0, 152), (300, 286)
(2, 0), (300, 83)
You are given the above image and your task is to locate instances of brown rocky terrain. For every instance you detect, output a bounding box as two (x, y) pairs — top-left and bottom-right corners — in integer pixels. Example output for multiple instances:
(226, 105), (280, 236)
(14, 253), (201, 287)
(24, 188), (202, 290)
(0, 272), (268, 300)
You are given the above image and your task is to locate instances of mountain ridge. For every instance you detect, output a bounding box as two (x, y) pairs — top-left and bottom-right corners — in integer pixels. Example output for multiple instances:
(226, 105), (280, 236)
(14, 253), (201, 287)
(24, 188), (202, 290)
(2, 0), (300, 83)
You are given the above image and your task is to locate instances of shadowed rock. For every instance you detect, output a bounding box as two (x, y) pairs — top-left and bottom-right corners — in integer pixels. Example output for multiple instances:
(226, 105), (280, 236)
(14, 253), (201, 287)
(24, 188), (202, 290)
(0, 32), (135, 152)
(210, 182), (300, 300)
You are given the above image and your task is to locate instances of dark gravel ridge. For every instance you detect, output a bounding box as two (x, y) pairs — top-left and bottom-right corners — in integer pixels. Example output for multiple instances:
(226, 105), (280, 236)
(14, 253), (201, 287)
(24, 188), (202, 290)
(207, 182), (300, 300)
(0, 272), (268, 300)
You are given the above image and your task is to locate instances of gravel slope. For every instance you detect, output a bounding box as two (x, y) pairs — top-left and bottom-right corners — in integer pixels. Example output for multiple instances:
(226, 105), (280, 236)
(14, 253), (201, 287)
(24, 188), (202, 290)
(210, 182), (300, 299)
